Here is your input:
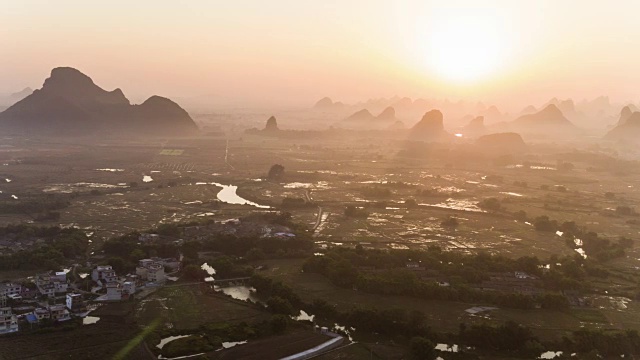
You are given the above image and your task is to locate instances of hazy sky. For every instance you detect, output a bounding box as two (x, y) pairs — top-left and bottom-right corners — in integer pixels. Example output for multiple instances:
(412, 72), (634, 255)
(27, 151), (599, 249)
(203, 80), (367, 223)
(2, 0), (640, 109)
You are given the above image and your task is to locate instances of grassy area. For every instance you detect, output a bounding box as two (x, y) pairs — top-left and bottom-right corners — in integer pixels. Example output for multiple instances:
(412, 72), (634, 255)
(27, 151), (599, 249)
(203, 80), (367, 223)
(137, 284), (268, 332)
(571, 308), (609, 323)
(315, 343), (386, 360)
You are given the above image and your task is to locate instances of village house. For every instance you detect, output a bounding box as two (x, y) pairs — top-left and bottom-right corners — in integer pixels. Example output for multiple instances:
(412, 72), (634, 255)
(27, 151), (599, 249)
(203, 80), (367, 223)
(35, 272), (68, 298)
(0, 283), (22, 298)
(92, 265), (118, 283)
(105, 282), (122, 301)
(123, 281), (136, 297)
(0, 296), (18, 334)
(48, 304), (71, 322)
(32, 308), (50, 322)
(65, 293), (85, 312)
(30, 304), (71, 323)
(136, 259), (165, 283)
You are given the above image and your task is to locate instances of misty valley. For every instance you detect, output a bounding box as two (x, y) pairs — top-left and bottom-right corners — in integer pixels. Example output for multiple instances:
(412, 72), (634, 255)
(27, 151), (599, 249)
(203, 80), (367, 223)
(0, 66), (640, 360)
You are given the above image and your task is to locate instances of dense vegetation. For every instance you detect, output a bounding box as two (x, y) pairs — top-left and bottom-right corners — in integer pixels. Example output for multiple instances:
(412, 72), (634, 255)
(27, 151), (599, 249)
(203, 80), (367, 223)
(0, 225), (88, 270)
(302, 247), (601, 309)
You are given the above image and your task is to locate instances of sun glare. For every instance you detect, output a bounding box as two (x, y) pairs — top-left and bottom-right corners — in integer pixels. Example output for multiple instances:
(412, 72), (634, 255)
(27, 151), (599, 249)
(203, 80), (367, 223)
(421, 10), (511, 83)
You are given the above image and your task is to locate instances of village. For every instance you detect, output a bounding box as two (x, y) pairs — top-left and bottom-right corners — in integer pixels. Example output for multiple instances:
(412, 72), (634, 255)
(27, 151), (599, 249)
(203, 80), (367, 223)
(0, 253), (181, 336)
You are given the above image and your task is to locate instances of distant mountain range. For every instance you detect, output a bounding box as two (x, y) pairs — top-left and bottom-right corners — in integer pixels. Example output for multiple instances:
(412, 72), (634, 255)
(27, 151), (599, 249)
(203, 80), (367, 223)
(314, 95), (640, 130)
(340, 106), (402, 130)
(605, 112), (640, 141)
(0, 67), (198, 135)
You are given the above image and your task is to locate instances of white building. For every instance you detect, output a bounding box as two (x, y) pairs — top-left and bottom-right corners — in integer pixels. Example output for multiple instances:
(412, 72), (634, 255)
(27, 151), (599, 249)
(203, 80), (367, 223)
(35, 274), (67, 298)
(0, 296), (18, 334)
(92, 265), (118, 283)
(136, 259), (165, 283)
(52, 272), (67, 283)
(0, 283), (22, 298)
(66, 293), (83, 312)
(105, 282), (122, 301)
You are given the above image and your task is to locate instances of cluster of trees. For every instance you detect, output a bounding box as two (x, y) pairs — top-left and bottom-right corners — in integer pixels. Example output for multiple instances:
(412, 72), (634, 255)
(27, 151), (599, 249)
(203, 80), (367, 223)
(459, 321), (541, 356)
(281, 197), (315, 209)
(359, 186), (392, 198)
(415, 188), (454, 198)
(0, 226), (88, 270)
(250, 267), (640, 358)
(616, 205), (637, 216)
(532, 216), (634, 261)
(302, 247), (603, 308)
(303, 248), (554, 309)
(268, 164), (285, 180)
(344, 205), (369, 218)
(440, 217), (459, 229)
(563, 329), (640, 357)
(102, 232), (180, 273)
(0, 196), (70, 217)
(249, 274), (303, 312)
(478, 197), (501, 211)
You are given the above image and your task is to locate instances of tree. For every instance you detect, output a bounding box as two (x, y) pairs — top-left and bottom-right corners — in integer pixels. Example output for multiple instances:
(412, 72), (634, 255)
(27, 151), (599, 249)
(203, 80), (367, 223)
(267, 164), (285, 180)
(409, 336), (437, 360)
(246, 248), (266, 261)
(513, 210), (527, 221)
(541, 293), (570, 311)
(534, 216), (557, 232)
(269, 315), (289, 334)
(183, 265), (203, 281)
(479, 197), (501, 211)
(266, 296), (295, 315)
(107, 257), (127, 274)
(441, 217), (459, 229)
(405, 198), (418, 208)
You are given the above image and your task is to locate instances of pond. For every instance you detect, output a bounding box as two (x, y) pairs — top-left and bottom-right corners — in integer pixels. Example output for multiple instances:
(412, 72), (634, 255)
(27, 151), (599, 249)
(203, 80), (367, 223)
(539, 351), (562, 359)
(157, 335), (191, 349)
(292, 310), (315, 322)
(195, 182), (270, 208)
(221, 340), (247, 349)
(215, 285), (261, 303)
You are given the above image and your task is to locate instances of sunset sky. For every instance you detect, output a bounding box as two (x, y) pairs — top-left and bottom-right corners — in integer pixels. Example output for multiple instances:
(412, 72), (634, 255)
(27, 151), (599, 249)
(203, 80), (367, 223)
(2, 0), (640, 109)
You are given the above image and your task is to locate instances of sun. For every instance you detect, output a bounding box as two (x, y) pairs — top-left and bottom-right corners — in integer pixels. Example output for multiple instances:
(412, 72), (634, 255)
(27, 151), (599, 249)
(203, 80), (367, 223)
(421, 11), (511, 83)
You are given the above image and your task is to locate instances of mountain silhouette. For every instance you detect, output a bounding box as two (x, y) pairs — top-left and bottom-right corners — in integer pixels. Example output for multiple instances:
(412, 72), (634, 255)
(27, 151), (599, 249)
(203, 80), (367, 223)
(605, 112), (640, 141)
(463, 116), (486, 137)
(264, 116), (279, 131)
(376, 106), (396, 121)
(511, 104), (575, 131)
(9, 87), (33, 101)
(408, 110), (451, 141)
(341, 107), (397, 129)
(476, 132), (527, 152)
(0, 67), (197, 135)
(618, 106), (634, 126)
(314, 97), (334, 108)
